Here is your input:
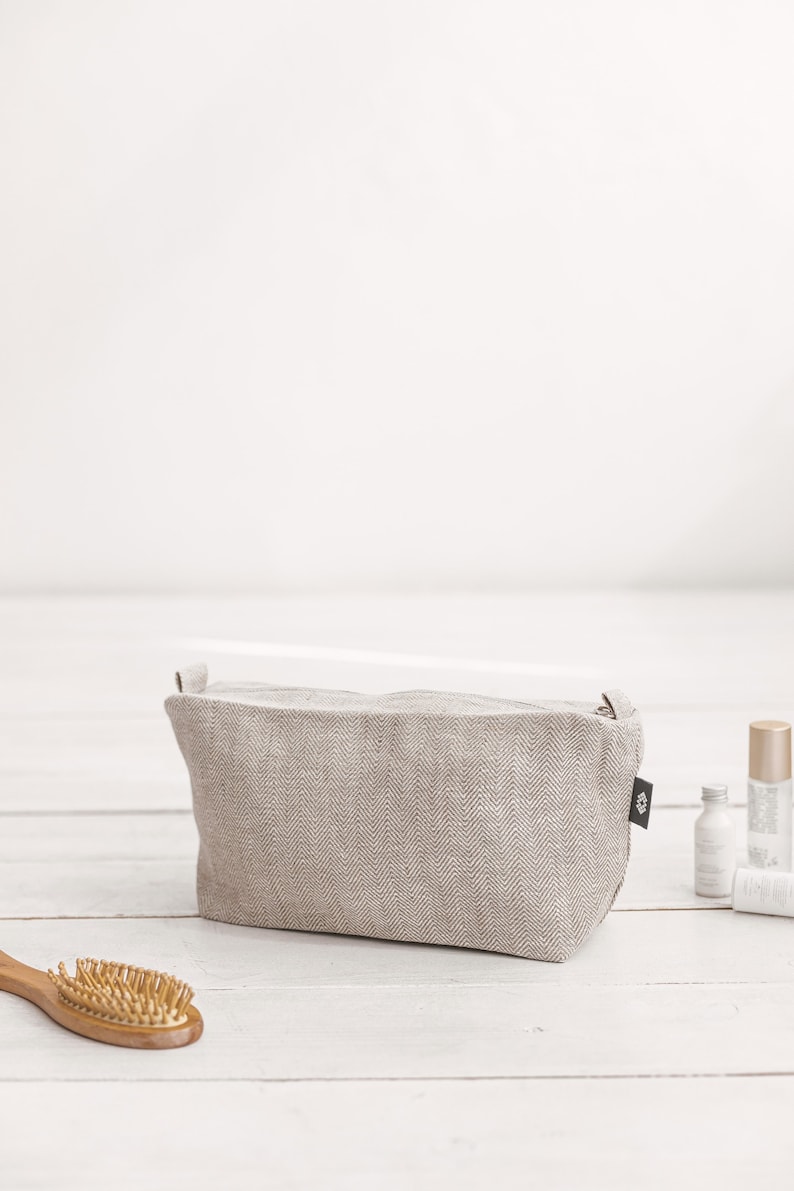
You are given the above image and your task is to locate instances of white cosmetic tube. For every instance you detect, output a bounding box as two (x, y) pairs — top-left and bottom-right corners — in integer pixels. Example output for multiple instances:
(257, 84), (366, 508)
(732, 866), (794, 918)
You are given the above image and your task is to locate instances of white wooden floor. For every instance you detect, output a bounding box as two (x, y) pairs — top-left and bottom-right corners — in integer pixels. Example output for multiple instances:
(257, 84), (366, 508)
(2, 592), (793, 1188)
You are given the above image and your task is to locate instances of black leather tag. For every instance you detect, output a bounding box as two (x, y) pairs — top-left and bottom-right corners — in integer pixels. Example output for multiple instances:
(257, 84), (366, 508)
(629, 777), (653, 829)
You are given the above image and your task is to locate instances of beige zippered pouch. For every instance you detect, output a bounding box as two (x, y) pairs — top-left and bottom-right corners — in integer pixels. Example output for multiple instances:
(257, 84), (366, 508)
(165, 664), (644, 962)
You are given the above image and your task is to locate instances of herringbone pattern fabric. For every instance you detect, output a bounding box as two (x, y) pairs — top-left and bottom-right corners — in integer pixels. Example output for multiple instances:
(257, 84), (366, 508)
(165, 672), (644, 962)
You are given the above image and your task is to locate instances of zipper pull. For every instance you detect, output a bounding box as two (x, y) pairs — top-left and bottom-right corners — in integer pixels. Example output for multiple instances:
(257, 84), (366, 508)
(596, 689), (633, 719)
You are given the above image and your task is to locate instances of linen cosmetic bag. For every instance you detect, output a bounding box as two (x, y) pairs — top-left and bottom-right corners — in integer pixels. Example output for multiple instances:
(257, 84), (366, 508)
(165, 664), (645, 962)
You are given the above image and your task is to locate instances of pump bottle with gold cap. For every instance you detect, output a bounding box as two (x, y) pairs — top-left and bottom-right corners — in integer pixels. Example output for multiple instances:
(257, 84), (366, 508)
(747, 720), (792, 870)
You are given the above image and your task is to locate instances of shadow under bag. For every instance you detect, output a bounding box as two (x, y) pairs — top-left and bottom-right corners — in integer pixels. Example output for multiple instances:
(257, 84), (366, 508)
(165, 664), (644, 962)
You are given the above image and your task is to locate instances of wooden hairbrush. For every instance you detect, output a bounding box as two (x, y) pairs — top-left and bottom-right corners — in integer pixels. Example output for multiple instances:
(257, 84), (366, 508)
(0, 949), (203, 1048)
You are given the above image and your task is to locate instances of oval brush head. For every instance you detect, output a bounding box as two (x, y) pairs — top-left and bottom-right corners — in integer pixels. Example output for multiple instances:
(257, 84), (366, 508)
(48, 958), (195, 1027)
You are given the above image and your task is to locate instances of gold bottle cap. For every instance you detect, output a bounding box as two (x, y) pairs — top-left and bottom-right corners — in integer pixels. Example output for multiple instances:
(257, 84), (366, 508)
(749, 721), (792, 783)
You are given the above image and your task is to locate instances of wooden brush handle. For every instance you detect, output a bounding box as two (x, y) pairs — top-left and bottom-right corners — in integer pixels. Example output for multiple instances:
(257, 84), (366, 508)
(0, 949), (203, 1049)
(0, 949), (54, 1002)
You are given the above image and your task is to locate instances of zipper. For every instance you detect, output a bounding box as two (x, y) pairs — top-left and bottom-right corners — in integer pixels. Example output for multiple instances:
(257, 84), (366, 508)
(198, 682), (621, 720)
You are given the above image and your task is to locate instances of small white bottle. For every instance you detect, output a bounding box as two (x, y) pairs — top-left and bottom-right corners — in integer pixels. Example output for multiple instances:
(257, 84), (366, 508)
(747, 720), (792, 870)
(694, 784), (736, 897)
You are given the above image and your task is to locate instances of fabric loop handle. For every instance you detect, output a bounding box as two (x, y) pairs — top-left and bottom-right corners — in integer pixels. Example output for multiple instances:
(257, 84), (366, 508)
(600, 688), (634, 720)
(175, 662), (208, 694)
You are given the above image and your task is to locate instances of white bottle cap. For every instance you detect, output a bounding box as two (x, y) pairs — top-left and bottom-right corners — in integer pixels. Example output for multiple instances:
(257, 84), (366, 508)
(701, 784), (728, 802)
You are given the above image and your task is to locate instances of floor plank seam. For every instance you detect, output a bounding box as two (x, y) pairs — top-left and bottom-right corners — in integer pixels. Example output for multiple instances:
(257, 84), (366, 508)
(0, 1072), (791, 1084)
(165, 979), (794, 989)
(0, 908), (731, 919)
(0, 809), (192, 819)
(614, 905), (732, 913)
(0, 914), (201, 922)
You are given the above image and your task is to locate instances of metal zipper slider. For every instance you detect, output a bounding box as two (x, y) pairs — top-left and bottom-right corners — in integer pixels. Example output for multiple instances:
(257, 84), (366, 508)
(595, 702), (616, 718)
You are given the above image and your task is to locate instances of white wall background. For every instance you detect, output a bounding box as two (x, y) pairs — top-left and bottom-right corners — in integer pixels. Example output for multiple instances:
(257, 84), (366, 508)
(2, 0), (793, 593)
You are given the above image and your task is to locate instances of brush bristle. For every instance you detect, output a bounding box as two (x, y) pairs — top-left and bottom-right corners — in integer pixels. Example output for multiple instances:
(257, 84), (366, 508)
(47, 958), (195, 1027)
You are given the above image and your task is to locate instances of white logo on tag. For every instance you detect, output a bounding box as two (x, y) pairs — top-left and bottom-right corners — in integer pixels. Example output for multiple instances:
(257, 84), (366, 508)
(636, 790), (648, 816)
